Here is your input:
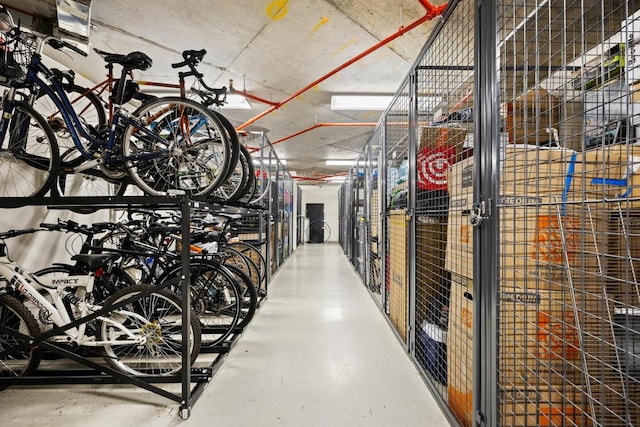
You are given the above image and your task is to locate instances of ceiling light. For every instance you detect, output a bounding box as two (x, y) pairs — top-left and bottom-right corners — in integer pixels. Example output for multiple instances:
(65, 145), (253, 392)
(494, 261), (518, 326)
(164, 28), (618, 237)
(326, 160), (357, 166)
(220, 94), (252, 110)
(326, 160), (377, 166)
(330, 95), (393, 111)
(253, 158), (286, 165)
(326, 176), (346, 182)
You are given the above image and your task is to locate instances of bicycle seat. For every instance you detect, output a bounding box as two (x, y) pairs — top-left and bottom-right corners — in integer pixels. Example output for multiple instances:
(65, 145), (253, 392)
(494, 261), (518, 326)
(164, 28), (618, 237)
(94, 48), (153, 71)
(71, 253), (121, 270)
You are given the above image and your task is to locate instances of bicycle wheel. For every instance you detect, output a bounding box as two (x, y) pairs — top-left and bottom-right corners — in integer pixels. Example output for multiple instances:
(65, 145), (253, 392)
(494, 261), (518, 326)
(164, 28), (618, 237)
(236, 144), (256, 203)
(0, 294), (42, 377)
(33, 84), (106, 167)
(226, 242), (267, 293)
(161, 260), (242, 347)
(219, 246), (261, 296)
(122, 97), (230, 197)
(221, 263), (258, 330)
(213, 144), (250, 202)
(248, 157), (270, 204)
(97, 285), (201, 376)
(210, 110), (240, 184)
(53, 172), (126, 197)
(0, 101), (59, 197)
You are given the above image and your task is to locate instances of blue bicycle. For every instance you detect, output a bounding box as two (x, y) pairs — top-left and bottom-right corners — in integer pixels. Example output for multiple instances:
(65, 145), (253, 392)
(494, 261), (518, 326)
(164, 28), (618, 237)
(0, 7), (231, 198)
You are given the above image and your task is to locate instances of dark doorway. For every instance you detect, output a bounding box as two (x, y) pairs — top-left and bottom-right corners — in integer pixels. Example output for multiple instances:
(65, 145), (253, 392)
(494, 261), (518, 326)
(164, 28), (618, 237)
(306, 203), (324, 243)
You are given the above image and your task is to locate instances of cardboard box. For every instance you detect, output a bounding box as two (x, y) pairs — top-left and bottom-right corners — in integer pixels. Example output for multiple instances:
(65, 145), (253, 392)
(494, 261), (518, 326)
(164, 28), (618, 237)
(445, 157), (474, 278)
(498, 287), (604, 386)
(500, 388), (593, 427)
(447, 275), (474, 427)
(388, 209), (408, 341)
(447, 276), (601, 426)
(419, 126), (468, 152)
(504, 87), (561, 145)
(499, 202), (604, 288)
(605, 209), (640, 306)
(416, 216), (448, 313)
(501, 146), (576, 196)
(570, 144), (640, 206)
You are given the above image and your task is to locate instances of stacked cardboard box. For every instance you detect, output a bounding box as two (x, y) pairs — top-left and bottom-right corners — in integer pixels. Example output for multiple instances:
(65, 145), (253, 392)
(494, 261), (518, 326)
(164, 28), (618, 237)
(446, 274), (473, 427)
(388, 209), (409, 341)
(445, 146), (621, 426)
(570, 144), (640, 207)
(447, 274), (602, 426)
(504, 88), (561, 145)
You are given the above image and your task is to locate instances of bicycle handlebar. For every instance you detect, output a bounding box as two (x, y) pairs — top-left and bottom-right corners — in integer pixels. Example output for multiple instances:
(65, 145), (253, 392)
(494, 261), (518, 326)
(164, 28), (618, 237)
(171, 49), (206, 69)
(0, 228), (41, 239)
(47, 38), (88, 57)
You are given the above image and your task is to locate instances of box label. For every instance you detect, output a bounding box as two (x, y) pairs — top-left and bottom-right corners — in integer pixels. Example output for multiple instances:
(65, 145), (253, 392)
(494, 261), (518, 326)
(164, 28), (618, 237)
(532, 215), (580, 263)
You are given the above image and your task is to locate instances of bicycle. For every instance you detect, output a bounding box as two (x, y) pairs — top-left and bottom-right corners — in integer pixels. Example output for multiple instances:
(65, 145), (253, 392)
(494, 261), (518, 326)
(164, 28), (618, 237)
(0, 231), (201, 377)
(32, 48), (255, 202)
(0, 7), (231, 198)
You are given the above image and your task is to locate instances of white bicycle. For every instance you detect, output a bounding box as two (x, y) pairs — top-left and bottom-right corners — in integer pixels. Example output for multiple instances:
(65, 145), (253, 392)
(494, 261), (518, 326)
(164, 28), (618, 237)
(0, 237), (201, 378)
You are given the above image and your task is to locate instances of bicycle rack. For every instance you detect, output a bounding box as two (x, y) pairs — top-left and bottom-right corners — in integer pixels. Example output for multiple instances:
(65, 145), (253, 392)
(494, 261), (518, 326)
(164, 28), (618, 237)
(0, 194), (269, 419)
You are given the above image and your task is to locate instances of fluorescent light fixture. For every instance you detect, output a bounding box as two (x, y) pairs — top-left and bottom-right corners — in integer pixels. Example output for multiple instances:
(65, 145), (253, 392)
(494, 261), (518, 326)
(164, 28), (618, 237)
(326, 160), (356, 166)
(220, 94), (252, 110)
(330, 95), (393, 111)
(253, 158), (286, 165)
(326, 176), (346, 182)
(326, 160), (377, 166)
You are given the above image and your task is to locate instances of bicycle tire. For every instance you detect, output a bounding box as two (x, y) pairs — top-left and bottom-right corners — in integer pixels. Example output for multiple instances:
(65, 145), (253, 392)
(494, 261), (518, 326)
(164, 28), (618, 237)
(210, 110), (240, 184)
(225, 242), (267, 293)
(158, 259), (242, 346)
(97, 284), (201, 377)
(237, 144), (257, 204)
(0, 101), (59, 197)
(122, 97), (230, 197)
(248, 157), (270, 204)
(220, 263), (258, 330)
(213, 143), (254, 202)
(33, 84), (106, 167)
(0, 294), (42, 377)
(219, 246), (261, 294)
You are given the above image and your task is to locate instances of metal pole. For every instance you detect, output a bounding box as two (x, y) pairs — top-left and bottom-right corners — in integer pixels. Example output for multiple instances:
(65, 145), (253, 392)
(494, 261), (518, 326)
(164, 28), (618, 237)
(474, 0), (499, 425)
(179, 197), (192, 419)
(408, 70), (418, 353)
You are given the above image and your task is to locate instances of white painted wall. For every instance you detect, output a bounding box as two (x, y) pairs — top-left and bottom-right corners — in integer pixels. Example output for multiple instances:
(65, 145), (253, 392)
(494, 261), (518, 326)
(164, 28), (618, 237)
(299, 184), (340, 243)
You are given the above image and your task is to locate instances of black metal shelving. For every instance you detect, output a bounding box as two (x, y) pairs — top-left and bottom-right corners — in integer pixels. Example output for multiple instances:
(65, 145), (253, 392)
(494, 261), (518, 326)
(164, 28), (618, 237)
(0, 194), (268, 419)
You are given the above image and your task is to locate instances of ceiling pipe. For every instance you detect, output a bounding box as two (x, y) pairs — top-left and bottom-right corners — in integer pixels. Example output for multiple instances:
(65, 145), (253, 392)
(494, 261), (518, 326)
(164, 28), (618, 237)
(255, 121), (376, 150)
(236, 0), (448, 131)
(228, 79), (279, 107)
(247, 122), (377, 153)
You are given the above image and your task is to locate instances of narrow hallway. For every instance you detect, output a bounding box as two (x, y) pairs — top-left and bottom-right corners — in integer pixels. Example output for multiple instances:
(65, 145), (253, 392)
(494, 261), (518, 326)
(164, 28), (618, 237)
(186, 242), (449, 426)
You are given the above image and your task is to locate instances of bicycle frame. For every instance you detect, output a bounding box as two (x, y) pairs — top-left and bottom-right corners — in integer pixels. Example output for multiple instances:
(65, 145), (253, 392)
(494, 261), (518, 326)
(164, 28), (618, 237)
(0, 254), (143, 347)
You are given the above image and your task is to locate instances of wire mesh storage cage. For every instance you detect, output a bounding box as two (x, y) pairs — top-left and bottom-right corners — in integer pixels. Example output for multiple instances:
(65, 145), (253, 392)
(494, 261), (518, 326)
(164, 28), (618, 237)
(340, 0), (640, 425)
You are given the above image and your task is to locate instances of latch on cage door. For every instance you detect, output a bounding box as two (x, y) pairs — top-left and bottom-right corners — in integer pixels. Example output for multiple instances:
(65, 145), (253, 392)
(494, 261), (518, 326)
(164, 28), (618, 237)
(462, 201), (488, 227)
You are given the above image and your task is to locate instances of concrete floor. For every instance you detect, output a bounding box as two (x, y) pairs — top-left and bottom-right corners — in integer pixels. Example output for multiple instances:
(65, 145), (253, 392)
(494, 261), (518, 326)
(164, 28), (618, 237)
(0, 243), (450, 427)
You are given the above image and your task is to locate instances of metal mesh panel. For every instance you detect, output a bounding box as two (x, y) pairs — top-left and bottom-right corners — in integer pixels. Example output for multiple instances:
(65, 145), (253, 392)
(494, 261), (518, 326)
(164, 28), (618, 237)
(369, 127), (383, 305)
(384, 81), (411, 341)
(497, 1), (640, 425)
(412, 0), (476, 422)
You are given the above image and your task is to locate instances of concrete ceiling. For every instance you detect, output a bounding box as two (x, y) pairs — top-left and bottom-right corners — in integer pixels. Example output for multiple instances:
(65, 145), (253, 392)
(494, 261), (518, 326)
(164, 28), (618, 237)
(3, 0), (448, 182)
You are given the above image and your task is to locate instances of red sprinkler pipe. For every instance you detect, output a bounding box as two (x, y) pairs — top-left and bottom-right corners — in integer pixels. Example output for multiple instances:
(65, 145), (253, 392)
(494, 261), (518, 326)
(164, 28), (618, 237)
(228, 79), (279, 107)
(236, 1), (448, 131)
(247, 122), (377, 153)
